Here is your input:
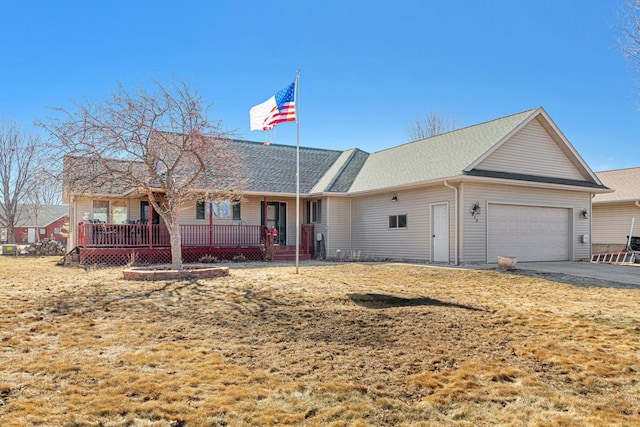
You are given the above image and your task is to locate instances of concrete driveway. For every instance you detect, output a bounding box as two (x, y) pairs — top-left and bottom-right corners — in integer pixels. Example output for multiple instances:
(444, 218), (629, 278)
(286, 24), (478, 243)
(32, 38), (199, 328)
(515, 261), (640, 288)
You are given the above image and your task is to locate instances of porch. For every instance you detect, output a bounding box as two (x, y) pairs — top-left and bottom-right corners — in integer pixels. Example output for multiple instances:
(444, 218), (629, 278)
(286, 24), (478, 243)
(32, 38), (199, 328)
(73, 222), (315, 265)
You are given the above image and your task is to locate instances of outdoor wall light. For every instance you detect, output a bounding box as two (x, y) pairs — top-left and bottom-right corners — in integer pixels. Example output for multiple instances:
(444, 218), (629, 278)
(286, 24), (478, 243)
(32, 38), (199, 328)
(391, 194), (398, 202)
(581, 209), (588, 219)
(470, 202), (481, 221)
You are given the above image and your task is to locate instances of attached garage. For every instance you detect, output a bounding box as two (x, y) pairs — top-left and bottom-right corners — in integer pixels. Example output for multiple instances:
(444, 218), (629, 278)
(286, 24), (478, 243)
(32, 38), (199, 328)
(487, 204), (571, 262)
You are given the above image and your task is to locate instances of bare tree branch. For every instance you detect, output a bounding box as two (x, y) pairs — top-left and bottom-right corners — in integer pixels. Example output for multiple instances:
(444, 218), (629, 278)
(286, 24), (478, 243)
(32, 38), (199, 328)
(406, 112), (459, 141)
(619, 0), (640, 70)
(39, 79), (245, 269)
(0, 120), (43, 243)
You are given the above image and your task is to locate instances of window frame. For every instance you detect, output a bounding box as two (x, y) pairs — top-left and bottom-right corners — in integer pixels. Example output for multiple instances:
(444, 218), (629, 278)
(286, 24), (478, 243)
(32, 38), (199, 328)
(92, 200), (109, 223)
(111, 200), (128, 224)
(196, 201), (206, 220)
(212, 200), (232, 219)
(388, 214), (408, 229)
(306, 199), (322, 223)
(198, 200), (240, 220)
(232, 201), (241, 221)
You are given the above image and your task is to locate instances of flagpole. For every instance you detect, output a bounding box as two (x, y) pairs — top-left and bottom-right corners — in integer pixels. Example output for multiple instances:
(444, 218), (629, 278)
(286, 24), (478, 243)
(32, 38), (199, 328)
(295, 70), (301, 274)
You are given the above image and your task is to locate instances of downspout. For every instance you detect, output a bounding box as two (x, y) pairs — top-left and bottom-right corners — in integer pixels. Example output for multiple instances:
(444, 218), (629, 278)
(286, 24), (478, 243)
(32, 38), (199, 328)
(443, 181), (459, 265)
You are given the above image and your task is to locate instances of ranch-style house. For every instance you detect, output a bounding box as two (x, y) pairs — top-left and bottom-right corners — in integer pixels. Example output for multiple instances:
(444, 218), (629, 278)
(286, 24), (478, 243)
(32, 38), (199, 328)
(64, 107), (609, 266)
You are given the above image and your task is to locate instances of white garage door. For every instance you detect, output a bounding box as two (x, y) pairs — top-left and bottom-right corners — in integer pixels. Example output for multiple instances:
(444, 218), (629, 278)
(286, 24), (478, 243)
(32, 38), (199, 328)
(488, 204), (570, 262)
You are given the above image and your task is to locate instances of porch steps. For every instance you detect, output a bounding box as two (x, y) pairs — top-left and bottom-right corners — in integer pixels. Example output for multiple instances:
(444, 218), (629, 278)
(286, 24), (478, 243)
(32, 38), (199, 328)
(62, 246), (81, 266)
(591, 251), (637, 264)
(272, 245), (312, 261)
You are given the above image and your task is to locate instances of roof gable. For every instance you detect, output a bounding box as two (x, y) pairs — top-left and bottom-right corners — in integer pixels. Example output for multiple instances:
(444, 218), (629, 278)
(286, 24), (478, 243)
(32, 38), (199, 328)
(348, 109), (538, 193)
(349, 107), (604, 193)
(472, 116), (589, 181)
(467, 109), (600, 184)
(310, 148), (370, 194)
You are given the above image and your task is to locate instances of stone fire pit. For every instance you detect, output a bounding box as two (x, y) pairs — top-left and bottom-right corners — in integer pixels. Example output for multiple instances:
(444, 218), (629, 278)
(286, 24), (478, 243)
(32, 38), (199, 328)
(123, 264), (229, 281)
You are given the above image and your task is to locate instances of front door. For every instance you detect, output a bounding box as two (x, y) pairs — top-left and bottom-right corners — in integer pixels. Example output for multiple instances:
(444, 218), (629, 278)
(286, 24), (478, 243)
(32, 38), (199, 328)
(261, 201), (287, 245)
(140, 201), (160, 224)
(432, 203), (449, 262)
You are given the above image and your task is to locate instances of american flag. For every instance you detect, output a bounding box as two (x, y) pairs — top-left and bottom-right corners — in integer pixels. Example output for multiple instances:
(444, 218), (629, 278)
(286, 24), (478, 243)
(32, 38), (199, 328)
(250, 82), (297, 131)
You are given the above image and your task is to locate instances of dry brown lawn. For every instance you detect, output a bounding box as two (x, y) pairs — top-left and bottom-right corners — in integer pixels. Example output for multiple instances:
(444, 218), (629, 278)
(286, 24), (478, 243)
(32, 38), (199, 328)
(0, 257), (639, 426)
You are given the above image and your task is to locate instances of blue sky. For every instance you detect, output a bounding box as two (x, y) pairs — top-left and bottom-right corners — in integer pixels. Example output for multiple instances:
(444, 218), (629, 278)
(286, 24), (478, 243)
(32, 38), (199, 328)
(1, 0), (639, 172)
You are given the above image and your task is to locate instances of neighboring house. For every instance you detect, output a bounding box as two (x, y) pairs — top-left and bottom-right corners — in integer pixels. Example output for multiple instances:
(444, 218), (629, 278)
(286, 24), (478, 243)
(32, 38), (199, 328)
(1, 205), (69, 244)
(64, 107), (609, 265)
(592, 167), (640, 252)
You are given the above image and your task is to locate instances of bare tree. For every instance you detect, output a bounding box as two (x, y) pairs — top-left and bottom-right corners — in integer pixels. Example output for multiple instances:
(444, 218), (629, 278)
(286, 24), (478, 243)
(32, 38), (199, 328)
(0, 120), (42, 243)
(40, 79), (244, 270)
(619, 0), (640, 69)
(406, 112), (459, 141)
(24, 168), (63, 242)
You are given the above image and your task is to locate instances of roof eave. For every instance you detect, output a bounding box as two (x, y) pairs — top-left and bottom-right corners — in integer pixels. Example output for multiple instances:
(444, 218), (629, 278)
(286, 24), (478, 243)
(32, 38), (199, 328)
(346, 176), (464, 197)
(460, 174), (611, 193)
(592, 198), (640, 205)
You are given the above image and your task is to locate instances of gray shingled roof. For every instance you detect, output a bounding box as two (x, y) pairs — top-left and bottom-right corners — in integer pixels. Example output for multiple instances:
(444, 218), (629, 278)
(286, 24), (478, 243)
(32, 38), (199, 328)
(2, 205), (69, 227)
(327, 149), (370, 192)
(230, 140), (345, 193)
(64, 155), (146, 196)
(63, 108), (606, 198)
(349, 109), (539, 193)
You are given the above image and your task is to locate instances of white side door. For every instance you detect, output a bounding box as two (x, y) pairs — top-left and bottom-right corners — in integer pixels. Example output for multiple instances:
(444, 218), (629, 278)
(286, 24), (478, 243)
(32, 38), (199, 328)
(432, 204), (449, 262)
(27, 228), (36, 243)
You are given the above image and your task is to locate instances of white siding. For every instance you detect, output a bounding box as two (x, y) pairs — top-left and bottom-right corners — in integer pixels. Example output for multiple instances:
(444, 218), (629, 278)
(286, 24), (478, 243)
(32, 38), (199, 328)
(592, 203), (640, 246)
(238, 197), (263, 225)
(76, 197), (93, 223)
(351, 186), (455, 262)
(461, 182), (591, 263)
(325, 196), (351, 256)
(475, 118), (586, 181)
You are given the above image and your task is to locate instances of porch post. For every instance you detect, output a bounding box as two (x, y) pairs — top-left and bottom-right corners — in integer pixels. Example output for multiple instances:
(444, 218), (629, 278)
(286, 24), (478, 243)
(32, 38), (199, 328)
(263, 197), (268, 237)
(148, 202), (154, 248)
(209, 201), (213, 250)
(263, 197), (268, 225)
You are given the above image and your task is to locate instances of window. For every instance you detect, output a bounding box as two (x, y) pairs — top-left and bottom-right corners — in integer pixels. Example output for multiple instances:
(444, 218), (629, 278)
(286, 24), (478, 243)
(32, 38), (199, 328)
(92, 200), (109, 222)
(54, 228), (61, 235)
(111, 200), (128, 224)
(196, 201), (206, 220)
(198, 200), (239, 220)
(389, 214), (407, 229)
(39, 228), (46, 235)
(232, 202), (241, 220)
(306, 200), (322, 223)
(91, 200), (128, 223)
(212, 200), (231, 219)
(1, 228), (6, 241)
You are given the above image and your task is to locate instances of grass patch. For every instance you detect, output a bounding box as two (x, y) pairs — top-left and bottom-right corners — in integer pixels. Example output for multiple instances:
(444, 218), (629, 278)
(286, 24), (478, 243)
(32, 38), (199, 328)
(0, 257), (639, 425)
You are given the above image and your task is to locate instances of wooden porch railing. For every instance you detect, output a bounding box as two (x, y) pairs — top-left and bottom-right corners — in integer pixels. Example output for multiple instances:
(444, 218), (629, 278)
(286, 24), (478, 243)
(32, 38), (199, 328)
(77, 222), (265, 249)
(301, 223), (315, 256)
(77, 222), (170, 248)
(180, 224), (264, 247)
